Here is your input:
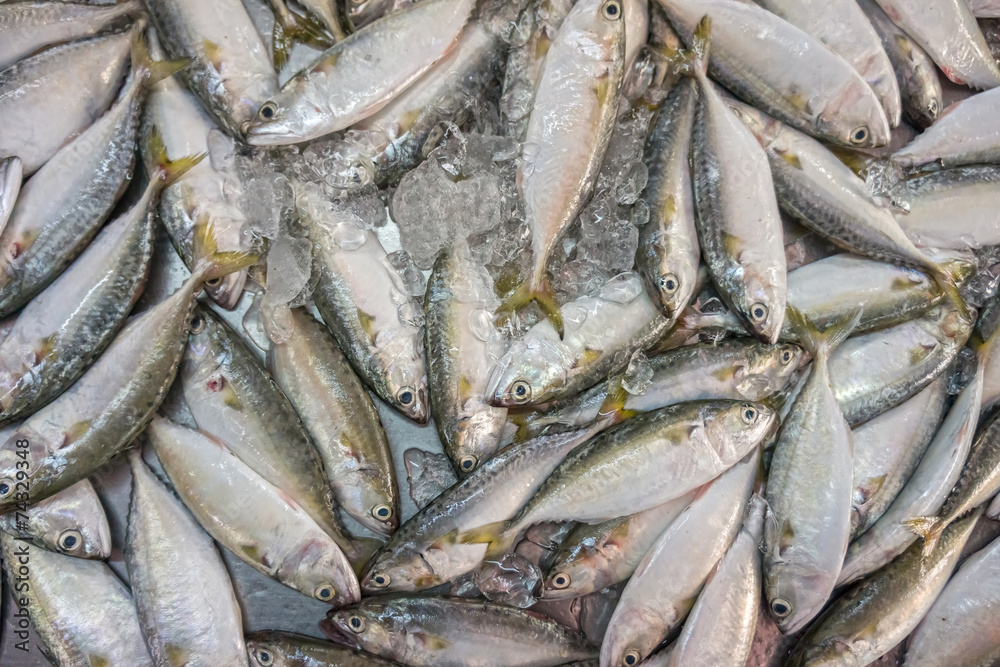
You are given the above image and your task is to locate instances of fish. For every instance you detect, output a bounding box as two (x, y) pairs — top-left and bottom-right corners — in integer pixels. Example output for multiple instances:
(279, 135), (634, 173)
(266, 0), (335, 71)
(0, 0), (139, 71)
(660, 493), (766, 667)
(245, 0), (476, 145)
(181, 306), (373, 563)
(147, 416), (361, 605)
(267, 306), (400, 536)
(894, 87), (1000, 170)
(296, 0), (347, 40)
(859, 0), (944, 128)
(850, 374), (949, 538)
(971, 0), (1000, 16)
(894, 167), (1000, 253)
(0, 156), (19, 237)
(360, 427), (599, 594)
(322, 596), (597, 666)
(246, 631), (402, 667)
(125, 449), (248, 666)
(600, 449), (757, 667)
(541, 491), (697, 600)
(872, 0), (1000, 88)
(344, 0), (400, 30)
(788, 509), (981, 666)
(635, 75), (701, 322)
(487, 273), (670, 409)
(500, 0), (626, 335)
(305, 188), (428, 422)
(753, 0), (901, 127)
(144, 0), (276, 136)
(764, 309), (860, 634)
(0, 28), (132, 174)
(425, 241), (508, 475)
(657, 0), (891, 148)
(0, 477), (110, 559)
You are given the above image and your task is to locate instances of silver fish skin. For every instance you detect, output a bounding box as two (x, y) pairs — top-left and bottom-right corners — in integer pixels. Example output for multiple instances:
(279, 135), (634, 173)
(425, 241), (508, 476)
(764, 310), (859, 634)
(126, 450), (249, 667)
(829, 300), (972, 426)
(246, 0), (476, 145)
(874, 0), (1000, 88)
(0, 156), (19, 237)
(859, 0), (943, 129)
(246, 631), (402, 667)
(0, 477), (110, 559)
(984, 329), (1000, 412)
(305, 189), (428, 422)
(905, 532), (1000, 667)
(790, 509), (981, 667)
(838, 340), (985, 585)
(296, 0), (346, 39)
(662, 493), (765, 667)
(658, 0), (890, 148)
(541, 491), (697, 600)
(0, 532), (154, 666)
(895, 87), (1000, 170)
(268, 307), (400, 537)
(895, 166), (1000, 252)
(0, 0), (139, 71)
(344, 0), (400, 30)
(0, 29), (131, 174)
(144, 0), (275, 136)
(359, 427), (598, 594)
(753, 0), (901, 127)
(636, 76), (701, 321)
(850, 374), (949, 539)
(600, 449), (757, 667)
(148, 416), (361, 606)
(971, 0), (1000, 16)
(323, 596), (597, 667)
(487, 273), (670, 409)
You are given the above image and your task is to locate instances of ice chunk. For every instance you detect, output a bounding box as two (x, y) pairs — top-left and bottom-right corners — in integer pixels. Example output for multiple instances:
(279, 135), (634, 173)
(261, 235), (312, 344)
(600, 272), (644, 304)
(553, 258), (611, 302)
(948, 347), (978, 395)
(403, 448), (458, 510)
(622, 350), (654, 395)
(384, 250), (427, 298)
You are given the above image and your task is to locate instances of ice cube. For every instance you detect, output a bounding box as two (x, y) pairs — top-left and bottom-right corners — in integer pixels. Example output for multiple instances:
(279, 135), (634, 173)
(622, 350), (654, 395)
(403, 448), (458, 510)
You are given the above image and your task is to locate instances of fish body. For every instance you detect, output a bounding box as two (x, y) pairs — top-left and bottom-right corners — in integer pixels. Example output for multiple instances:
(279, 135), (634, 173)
(246, 631), (401, 667)
(0, 156), (19, 236)
(895, 86), (1000, 170)
(896, 166), (1000, 252)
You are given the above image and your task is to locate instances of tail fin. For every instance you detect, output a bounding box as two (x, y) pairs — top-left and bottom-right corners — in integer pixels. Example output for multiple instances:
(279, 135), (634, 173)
(903, 516), (945, 558)
(928, 264), (975, 325)
(270, 0), (334, 71)
(145, 126), (206, 191)
(191, 215), (260, 284)
(657, 15), (712, 78)
(596, 376), (639, 426)
(131, 27), (190, 88)
(786, 306), (862, 360)
(456, 520), (520, 561)
(498, 275), (565, 339)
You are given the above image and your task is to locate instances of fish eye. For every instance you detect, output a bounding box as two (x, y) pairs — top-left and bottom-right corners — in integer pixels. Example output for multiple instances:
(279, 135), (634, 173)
(57, 529), (82, 552)
(205, 276), (223, 287)
(372, 504), (393, 520)
(253, 648), (274, 666)
(397, 388), (415, 406)
(510, 380), (532, 404)
(849, 126), (869, 145)
(0, 478), (14, 498)
(602, 0), (622, 20)
(190, 314), (206, 334)
(928, 100), (939, 115)
(750, 303), (769, 323)
(771, 598), (792, 617)
(781, 349), (793, 364)
(742, 404), (757, 423)
(622, 649), (642, 666)
(370, 572), (390, 588)
(314, 583), (336, 601)
(460, 455), (478, 472)
(550, 572), (571, 589)
(348, 614), (367, 632)
(259, 102), (278, 120)
(659, 273), (679, 295)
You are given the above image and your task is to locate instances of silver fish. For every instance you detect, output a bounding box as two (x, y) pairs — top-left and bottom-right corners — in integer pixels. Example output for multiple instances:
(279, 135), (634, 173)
(246, 631), (402, 667)
(0, 477), (110, 559)
(126, 449), (248, 666)
(895, 86), (1000, 170)
(895, 167), (1000, 253)
(0, 156), (19, 240)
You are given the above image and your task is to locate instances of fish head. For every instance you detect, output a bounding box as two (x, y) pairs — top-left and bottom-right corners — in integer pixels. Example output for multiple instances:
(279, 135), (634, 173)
(738, 274), (786, 344)
(360, 545), (436, 594)
(786, 637), (854, 667)
(204, 269), (249, 310)
(738, 343), (806, 398)
(704, 401), (777, 464)
(30, 482), (111, 559)
(452, 410), (507, 476)
(816, 81), (891, 149)
(246, 633), (294, 667)
(244, 78), (332, 147)
(564, 0), (628, 57)
(599, 604), (665, 667)
(323, 600), (402, 657)
(383, 346), (429, 422)
(0, 424), (50, 509)
(486, 336), (565, 408)
(765, 565), (831, 634)
(541, 559), (600, 600)
(291, 537), (361, 607)
(180, 306), (232, 394)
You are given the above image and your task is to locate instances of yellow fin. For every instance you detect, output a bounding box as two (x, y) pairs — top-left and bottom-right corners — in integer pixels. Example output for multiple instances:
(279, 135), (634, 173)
(903, 516), (944, 558)
(775, 148), (803, 170)
(498, 276), (564, 340)
(62, 421), (92, 447)
(661, 194), (677, 223)
(357, 308), (378, 346)
(131, 29), (189, 87)
(202, 38), (224, 70)
(146, 125), (205, 191)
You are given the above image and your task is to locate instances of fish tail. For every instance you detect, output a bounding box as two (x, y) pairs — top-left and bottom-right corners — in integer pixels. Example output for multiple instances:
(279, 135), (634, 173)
(903, 516), (945, 557)
(130, 27), (190, 88)
(658, 15), (712, 77)
(498, 274), (565, 340)
(457, 520), (519, 560)
(929, 265), (974, 324)
(596, 376), (639, 426)
(191, 214), (260, 284)
(786, 306), (862, 359)
(271, 0), (334, 71)
(145, 125), (206, 191)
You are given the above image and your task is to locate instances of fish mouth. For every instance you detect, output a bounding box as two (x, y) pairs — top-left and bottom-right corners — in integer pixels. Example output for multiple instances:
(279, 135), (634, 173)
(319, 617), (359, 647)
(204, 271), (248, 310)
(244, 122), (298, 147)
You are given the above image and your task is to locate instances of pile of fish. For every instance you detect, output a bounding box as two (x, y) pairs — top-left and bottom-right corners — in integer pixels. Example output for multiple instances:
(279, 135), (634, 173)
(3, 0), (1000, 665)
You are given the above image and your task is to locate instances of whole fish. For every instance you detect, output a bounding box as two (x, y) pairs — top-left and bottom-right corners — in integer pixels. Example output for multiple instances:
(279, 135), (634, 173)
(541, 491), (697, 600)
(246, 0), (476, 145)
(753, 0), (901, 127)
(148, 416), (361, 605)
(859, 0), (943, 128)
(246, 631), (401, 667)
(873, 0), (1000, 88)
(657, 0), (890, 148)
(850, 374), (949, 538)
(895, 167), (1000, 252)
(487, 273), (670, 408)
(905, 532), (1000, 667)
(0, 531), (154, 666)
(181, 307), (370, 563)
(764, 310), (859, 634)
(425, 241), (508, 475)
(126, 449), (248, 666)
(511, 339), (802, 441)
(0, 0), (139, 71)
(895, 87), (1000, 170)
(360, 427), (599, 594)
(600, 450), (757, 667)
(322, 596), (596, 666)
(0, 29), (131, 174)
(144, 0), (276, 136)
(0, 156), (19, 236)
(0, 478), (110, 559)
(789, 509), (981, 666)
(636, 75), (701, 321)
(305, 189), (428, 421)
(500, 0), (626, 335)
(662, 493), (765, 667)
(268, 306), (400, 536)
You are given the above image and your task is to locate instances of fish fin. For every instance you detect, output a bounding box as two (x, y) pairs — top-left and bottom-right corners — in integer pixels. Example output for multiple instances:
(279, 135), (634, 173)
(657, 15), (712, 77)
(37, 334), (58, 361)
(858, 475), (886, 503)
(576, 347), (602, 368)
(412, 632), (453, 651)
(202, 38), (224, 70)
(457, 520), (518, 560)
(164, 644), (190, 666)
(131, 29), (189, 87)
(505, 411), (535, 442)
(271, 0), (334, 71)
(145, 125), (206, 189)
(785, 306), (862, 359)
(62, 421), (92, 448)
(88, 656), (110, 667)
(191, 214), (260, 283)
(356, 307), (378, 346)
(774, 148), (803, 170)
(596, 376), (638, 426)
(903, 516), (944, 556)
(929, 266), (974, 323)
(498, 276), (564, 340)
